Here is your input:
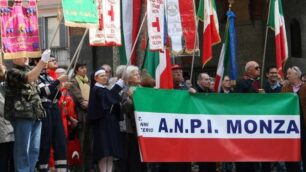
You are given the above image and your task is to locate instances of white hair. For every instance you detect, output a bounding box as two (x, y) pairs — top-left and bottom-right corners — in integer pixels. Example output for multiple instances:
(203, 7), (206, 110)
(289, 66), (302, 78)
(123, 65), (139, 80)
(115, 65), (126, 78)
(245, 61), (258, 72)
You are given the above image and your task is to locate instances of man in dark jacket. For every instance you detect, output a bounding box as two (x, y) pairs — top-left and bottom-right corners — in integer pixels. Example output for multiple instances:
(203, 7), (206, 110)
(37, 56), (68, 171)
(234, 61), (262, 172)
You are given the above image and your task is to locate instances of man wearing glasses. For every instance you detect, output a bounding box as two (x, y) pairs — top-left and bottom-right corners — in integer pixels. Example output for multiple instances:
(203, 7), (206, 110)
(234, 60), (263, 172)
(234, 61), (262, 93)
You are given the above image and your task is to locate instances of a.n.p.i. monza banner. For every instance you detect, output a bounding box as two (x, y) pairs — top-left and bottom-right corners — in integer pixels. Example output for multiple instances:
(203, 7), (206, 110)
(133, 88), (301, 162)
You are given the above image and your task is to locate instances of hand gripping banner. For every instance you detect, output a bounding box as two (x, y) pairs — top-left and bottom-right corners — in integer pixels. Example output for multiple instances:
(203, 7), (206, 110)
(0, 0), (41, 59)
(133, 88), (301, 162)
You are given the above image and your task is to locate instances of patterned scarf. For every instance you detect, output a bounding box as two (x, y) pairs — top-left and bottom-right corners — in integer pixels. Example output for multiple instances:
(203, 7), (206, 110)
(75, 74), (90, 100)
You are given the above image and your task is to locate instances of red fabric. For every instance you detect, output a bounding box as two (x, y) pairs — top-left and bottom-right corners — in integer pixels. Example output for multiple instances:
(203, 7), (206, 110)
(159, 49), (173, 89)
(138, 137), (300, 162)
(178, 0), (197, 52)
(131, 0), (142, 65)
(47, 69), (57, 80)
(58, 89), (82, 166)
(275, 26), (287, 79)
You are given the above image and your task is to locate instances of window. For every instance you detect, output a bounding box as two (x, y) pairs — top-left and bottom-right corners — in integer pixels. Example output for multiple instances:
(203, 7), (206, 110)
(39, 16), (68, 49)
(290, 19), (302, 58)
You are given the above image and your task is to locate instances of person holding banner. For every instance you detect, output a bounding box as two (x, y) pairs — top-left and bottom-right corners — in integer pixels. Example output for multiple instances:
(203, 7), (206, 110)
(282, 66), (306, 172)
(37, 56), (68, 171)
(4, 50), (51, 172)
(234, 61), (262, 172)
(120, 65), (148, 172)
(87, 68), (124, 172)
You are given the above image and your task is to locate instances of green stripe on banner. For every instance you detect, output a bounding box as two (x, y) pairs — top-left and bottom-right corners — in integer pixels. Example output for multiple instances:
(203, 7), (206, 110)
(133, 88), (299, 115)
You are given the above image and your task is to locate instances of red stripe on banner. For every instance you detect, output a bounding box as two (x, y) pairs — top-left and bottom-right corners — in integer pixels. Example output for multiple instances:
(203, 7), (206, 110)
(178, 0), (196, 52)
(138, 137), (300, 162)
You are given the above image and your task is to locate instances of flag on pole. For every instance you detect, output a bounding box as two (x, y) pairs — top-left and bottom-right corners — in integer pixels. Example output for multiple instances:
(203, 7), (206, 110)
(62, 0), (98, 28)
(119, 0), (142, 64)
(0, 0), (41, 59)
(197, 0), (221, 65)
(147, 0), (165, 51)
(143, 48), (173, 89)
(267, 0), (288, 78)
(214, 10), (236, 92)
(89, 0), (121, 46)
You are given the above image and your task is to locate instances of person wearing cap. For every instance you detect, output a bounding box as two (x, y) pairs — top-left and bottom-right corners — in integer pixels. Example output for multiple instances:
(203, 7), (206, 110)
(172, 64), (188, 90)
(282, 66), (306, 172)
(69, 62), (93, 171)
(4, 49), (51, 172)
(37, 56), (68, 171)
(87, 68), (124, 172)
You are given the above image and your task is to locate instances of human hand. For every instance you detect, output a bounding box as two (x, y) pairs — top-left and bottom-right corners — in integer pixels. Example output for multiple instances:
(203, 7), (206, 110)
(41, 49), (51, 63)
(57, 74), (68, 83)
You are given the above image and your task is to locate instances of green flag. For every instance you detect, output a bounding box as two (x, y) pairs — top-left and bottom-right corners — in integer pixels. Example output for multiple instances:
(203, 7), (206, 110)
(62, 0), (98, 28)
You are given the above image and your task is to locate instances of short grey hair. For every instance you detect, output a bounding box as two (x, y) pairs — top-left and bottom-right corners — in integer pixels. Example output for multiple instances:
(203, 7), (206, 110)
(289, 66), (302, 78)
(123, 65), (139, 80)
(115, 65), (126, 78)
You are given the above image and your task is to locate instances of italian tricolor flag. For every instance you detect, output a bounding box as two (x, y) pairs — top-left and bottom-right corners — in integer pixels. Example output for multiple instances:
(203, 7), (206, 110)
(133, 88), (300, 162)
(197, 0), (221, 65)
(119, 0), (142, 65)
(142, 48), (173, 89)
(268, 0), (288, 78)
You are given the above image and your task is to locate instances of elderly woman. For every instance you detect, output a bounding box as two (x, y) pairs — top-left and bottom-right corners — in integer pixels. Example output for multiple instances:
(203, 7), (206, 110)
(120, 65), (147, 172)
(87, 68), (124, 172)
(282, 66), (306, 172)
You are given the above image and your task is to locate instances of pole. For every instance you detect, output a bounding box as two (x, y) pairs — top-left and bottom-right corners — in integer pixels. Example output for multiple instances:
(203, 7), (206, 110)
(126, 12), (147, 66)
(52, 28), (88, 102)
(48, 15), (64, 49)
(260, 0), (272, 88)
(189, 0), (199, 83)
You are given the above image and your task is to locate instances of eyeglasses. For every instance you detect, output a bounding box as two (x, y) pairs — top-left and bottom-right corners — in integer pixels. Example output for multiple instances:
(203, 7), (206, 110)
(255, 66), (261, 70)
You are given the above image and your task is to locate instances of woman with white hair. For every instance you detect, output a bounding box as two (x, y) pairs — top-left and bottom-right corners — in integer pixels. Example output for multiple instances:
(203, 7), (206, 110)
(87, 68), (124, 172)
(282, 66), (306, 172)
(120, 65), (147, 172)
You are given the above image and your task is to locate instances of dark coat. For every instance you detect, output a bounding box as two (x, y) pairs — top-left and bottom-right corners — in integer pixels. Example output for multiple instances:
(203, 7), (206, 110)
(87, 83), (123, 162)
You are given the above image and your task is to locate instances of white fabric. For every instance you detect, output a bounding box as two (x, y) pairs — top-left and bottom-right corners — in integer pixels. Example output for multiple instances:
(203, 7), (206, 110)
(95, 69), (106, 76)
(41, 49), (51, 63)
(165, 0), (183, 54)
(147, 0), (165, 51)
(89, 0), (121, 46)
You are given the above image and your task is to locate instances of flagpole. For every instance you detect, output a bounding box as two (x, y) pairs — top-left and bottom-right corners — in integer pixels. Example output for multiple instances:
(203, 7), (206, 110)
(52, 28), (88, 102)
(126, 12), (147, 66)
(260, 0), (272, 88)
(189, 0), (199, 83)
(48, 15), (64, 49)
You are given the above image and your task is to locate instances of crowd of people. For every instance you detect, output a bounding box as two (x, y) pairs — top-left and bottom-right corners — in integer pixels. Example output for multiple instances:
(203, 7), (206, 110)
(0, 49), (306, 172)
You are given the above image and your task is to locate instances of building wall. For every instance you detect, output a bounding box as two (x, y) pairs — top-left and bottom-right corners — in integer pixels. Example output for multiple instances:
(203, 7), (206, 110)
(283, 0), (306, 73)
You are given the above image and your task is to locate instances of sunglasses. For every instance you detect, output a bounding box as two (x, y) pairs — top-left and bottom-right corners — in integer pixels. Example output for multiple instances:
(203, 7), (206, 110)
(255, 66), (261, 70)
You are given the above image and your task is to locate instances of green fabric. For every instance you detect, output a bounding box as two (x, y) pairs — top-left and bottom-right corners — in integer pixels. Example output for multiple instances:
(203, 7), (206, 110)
(142, 49), (160, 79)
(133, 87), (299, 115)
(62, 0), (98, 25)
